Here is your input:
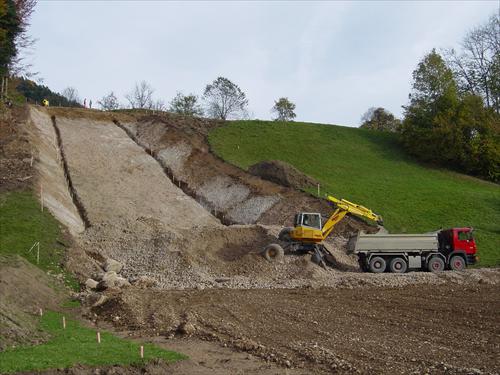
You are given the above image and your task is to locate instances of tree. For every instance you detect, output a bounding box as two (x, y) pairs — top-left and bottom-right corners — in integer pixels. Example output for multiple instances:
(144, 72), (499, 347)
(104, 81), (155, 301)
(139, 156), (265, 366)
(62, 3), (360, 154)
(169, 92), (203, 116)
(360, 107), (401, 132)
(125, 81), (154, 109)
(0, 0), (21, 76)
(10, 0), (37, 76)
(203, 77), (248, 120)
(151, 99), (166, 111)
(98, 91), (119, 111)
(271, 97), (296, 121)
(61, 86), (80, 103)
(402, 49), (500, 182)
(446, 14), (500, 113)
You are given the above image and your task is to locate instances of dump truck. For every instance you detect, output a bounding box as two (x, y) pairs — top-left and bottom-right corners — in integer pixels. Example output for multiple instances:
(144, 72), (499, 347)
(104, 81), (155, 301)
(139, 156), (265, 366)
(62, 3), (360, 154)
(348, 227), (478, 273)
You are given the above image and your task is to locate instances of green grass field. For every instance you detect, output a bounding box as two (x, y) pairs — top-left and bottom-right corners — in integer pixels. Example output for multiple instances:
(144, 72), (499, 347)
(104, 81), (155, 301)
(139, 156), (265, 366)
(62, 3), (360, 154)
(209, 120), (500, 266)
(0, 191), (78, 290)
(0, 311), (185, 373)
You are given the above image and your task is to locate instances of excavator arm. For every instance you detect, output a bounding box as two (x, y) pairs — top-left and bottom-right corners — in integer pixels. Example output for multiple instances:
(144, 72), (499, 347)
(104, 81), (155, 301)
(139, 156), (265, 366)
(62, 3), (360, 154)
(320, 196), (383, 240)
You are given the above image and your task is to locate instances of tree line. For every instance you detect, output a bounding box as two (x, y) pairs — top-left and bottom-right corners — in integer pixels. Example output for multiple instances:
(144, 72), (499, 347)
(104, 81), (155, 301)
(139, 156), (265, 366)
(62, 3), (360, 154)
(360, 14), (499, 182)
(87, 77), (297, 122)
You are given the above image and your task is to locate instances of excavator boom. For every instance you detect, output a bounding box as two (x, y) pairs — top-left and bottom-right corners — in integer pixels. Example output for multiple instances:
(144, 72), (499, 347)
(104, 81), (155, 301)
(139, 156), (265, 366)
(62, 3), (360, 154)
(290, 195), (383, 243)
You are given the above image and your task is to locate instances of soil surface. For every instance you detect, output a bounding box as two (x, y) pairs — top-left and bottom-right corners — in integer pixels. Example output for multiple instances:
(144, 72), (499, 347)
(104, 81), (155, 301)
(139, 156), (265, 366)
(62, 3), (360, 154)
(90, 282), (500, 375)
(0, 255), (64, 350)
(248, 159), (319, 189)
(0, 106), (33, 192)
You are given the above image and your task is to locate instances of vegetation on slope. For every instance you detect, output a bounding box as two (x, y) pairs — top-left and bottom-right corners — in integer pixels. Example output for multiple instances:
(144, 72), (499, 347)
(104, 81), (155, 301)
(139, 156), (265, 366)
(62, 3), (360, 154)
(0, 191), (78, 289)
(209, 120), (500, 266)
(0, 310), (185, 373)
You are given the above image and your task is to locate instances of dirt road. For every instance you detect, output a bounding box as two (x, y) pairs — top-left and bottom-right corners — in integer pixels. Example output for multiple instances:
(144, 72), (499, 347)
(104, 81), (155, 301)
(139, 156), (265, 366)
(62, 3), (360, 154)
(95, 283), (500, 374)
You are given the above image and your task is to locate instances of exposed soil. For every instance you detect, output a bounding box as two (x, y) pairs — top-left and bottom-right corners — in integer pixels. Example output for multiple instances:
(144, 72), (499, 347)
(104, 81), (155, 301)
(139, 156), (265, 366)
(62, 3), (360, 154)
(89, 282), (500, 375)
(0, 106), (33, 192)
(249, 159), (319, 189)
(0, 255), (65, 350)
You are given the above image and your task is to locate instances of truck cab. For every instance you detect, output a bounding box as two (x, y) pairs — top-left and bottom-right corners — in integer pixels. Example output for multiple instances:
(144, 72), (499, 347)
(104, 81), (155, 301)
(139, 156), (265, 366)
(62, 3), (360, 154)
(438, 227), (478, 265)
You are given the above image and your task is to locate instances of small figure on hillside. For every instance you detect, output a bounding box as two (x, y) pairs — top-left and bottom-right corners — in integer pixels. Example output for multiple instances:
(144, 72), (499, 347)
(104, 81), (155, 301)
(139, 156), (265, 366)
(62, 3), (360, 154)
(83, 98), (87, 108)
(89, 99), (92, 109)
(42, 99), (49, 107)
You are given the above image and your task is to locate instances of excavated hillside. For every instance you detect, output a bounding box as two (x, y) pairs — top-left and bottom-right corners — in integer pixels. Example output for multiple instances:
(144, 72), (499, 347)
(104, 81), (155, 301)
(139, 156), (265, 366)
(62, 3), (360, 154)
(19, 107), (500, 374)
(26, 107), (499, 291)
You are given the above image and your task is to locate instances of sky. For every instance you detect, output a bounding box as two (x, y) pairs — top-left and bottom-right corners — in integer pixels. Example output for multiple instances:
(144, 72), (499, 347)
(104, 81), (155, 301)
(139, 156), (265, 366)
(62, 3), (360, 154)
(29, 1), (498, 126)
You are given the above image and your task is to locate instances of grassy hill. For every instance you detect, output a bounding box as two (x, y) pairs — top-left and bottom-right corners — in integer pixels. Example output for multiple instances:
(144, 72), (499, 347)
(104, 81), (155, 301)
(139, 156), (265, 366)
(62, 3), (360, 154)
(209, 120), (500, 267)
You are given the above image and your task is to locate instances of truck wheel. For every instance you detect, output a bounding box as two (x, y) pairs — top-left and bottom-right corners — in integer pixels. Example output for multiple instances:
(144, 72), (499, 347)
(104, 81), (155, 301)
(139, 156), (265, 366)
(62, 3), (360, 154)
(278, 227), (293, 242)
(389, 257), (407, 273)
(262, 244), (284, 262)
(449, 255), (465, 271)
(427, 256), (445, 272)
(369, 256), (386, 273)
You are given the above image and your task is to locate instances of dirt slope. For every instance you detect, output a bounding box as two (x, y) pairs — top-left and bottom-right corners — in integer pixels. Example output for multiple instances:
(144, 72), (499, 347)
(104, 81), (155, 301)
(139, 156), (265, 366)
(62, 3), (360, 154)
(0, 256), (64, 350)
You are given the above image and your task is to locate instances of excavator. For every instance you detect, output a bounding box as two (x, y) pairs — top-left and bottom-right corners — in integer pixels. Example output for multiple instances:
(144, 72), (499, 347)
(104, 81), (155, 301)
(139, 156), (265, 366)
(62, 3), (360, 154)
(262, 195), (383, 267)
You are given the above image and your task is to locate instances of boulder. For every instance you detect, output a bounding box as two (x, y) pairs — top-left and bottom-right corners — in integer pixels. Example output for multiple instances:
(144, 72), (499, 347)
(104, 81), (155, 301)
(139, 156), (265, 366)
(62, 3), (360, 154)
(97, 272), (130, 290)
(85, 278), (99, 290)
(103, 258), (124, 273)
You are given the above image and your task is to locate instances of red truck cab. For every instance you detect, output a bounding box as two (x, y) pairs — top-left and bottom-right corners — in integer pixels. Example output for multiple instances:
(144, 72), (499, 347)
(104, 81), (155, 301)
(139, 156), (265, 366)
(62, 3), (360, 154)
(439, 227), (478, 268)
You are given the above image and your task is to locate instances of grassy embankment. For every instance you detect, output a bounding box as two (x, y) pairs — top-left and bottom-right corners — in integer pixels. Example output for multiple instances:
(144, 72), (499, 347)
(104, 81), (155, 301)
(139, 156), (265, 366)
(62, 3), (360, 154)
(209, 120), (500, 266)
(0, 191), (79, 289)
(0, 191), (185, 371)
(0, 311), (185, 373)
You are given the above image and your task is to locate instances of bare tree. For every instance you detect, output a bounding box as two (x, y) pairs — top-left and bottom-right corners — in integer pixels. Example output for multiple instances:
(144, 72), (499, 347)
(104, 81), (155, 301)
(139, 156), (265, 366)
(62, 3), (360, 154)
(271, 97), (296, 121)
(61, 87), (80, 103)
(9, 0), (38, 77)
(446, 14), (500, 113)
(125, 81), (154, 109)
(151, 99), (166, 111)
(203, 77), (248, 120)
(169, 92), (203, 116)
(98, 91), (120, 111)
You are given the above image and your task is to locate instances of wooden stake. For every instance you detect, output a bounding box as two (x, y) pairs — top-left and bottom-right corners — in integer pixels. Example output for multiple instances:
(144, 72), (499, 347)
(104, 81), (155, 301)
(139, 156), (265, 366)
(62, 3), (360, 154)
(317, 183), (320, 196)
(97, 331), (101, 344)
(62, 316), (66, 329)
(36, 242), (40, 264)
(140, 345), (144, 358)
(39, 308), (43, 316)
(40, 185), (44, 212)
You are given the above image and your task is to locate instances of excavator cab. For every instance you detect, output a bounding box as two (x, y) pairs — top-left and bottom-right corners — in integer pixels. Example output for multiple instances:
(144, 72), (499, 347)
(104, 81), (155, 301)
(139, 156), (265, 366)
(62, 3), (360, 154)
(294, 213), (322, 230)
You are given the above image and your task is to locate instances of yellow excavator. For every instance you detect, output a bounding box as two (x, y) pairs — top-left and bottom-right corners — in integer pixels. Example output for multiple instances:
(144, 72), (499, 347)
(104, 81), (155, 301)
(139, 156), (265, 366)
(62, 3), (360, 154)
(262, 195), (383, 267)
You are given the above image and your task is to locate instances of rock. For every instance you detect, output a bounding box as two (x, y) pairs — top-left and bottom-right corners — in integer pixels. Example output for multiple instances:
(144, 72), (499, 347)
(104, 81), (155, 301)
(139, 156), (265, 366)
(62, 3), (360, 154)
(103, 258), (123, 273)
(115, 276), (131, 288)
(92, 294), (108, 307)
(85, 278), (99, 289)
(178, 322), (196, 335)
(96, 271), (130, 290)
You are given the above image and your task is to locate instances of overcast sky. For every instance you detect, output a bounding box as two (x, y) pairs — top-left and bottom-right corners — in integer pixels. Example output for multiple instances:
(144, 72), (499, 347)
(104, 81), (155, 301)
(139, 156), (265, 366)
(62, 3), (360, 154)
(29, 1), (498, 126)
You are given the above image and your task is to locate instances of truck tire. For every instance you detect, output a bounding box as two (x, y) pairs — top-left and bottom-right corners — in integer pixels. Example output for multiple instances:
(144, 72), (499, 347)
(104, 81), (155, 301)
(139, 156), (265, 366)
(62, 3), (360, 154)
(262, 244), (284, 262)
(449, 255), (465, 271)
(389, 257), (407, 273)
(369, 256), (386, 273)
(427, 256), (445, 272)
(278, 227), (293, 242)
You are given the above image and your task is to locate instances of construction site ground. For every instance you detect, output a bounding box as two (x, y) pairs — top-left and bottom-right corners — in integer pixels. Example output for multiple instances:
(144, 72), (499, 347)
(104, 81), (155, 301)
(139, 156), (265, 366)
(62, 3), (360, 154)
(2, 106), (499, 374)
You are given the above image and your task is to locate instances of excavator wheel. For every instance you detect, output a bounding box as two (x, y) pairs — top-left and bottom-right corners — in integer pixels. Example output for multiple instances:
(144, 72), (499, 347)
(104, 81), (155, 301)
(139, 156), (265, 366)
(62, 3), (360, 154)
(278, 227), (293, 242)
(262, 244), (284, 262)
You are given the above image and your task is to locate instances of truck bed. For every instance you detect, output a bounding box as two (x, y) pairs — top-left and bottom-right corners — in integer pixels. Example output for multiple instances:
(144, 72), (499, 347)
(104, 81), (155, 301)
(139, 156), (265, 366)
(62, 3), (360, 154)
(348, 232), (439, 253)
